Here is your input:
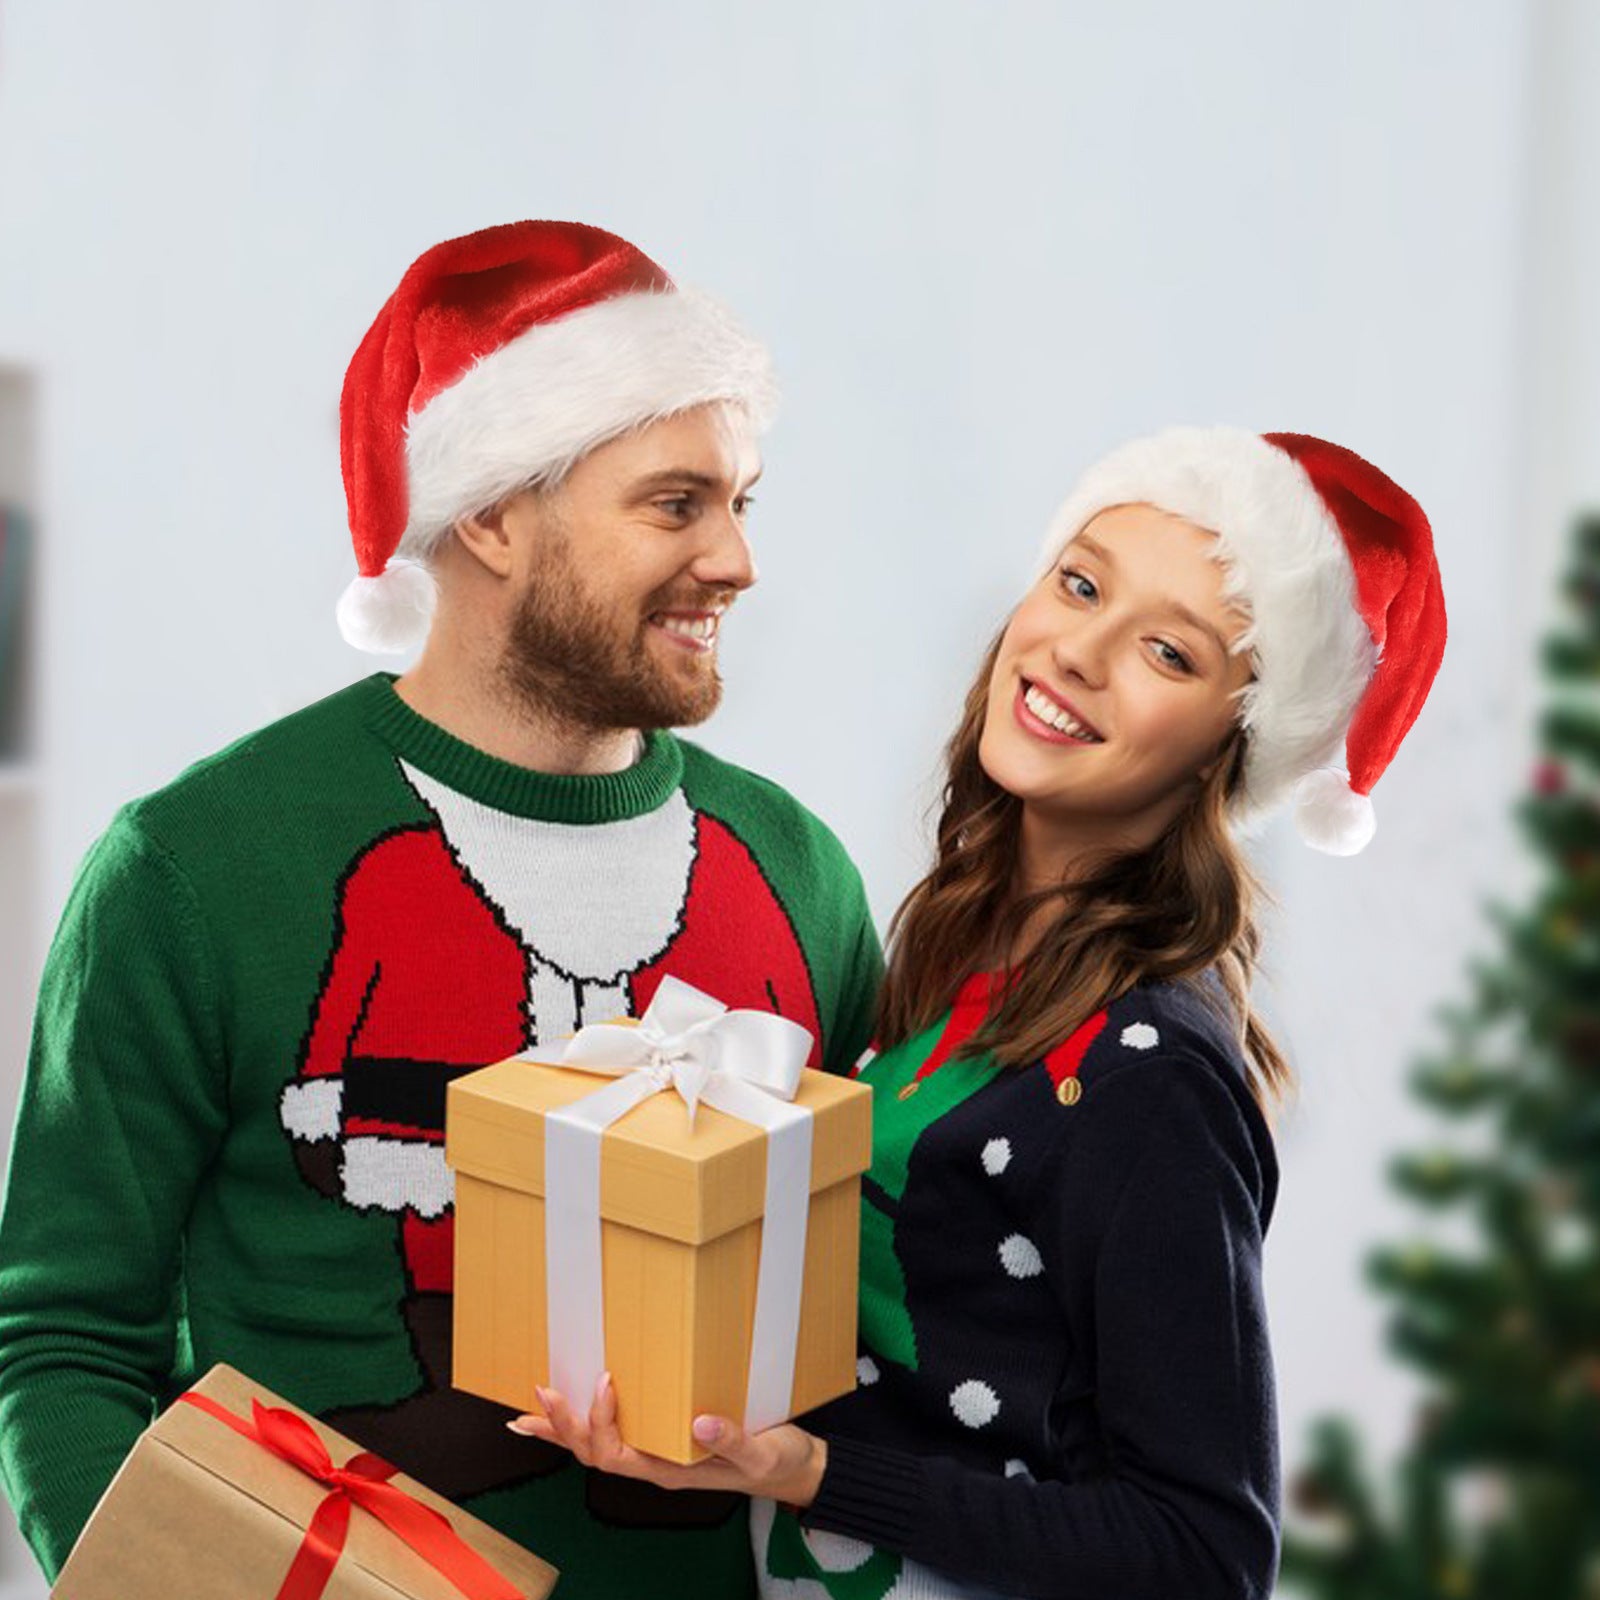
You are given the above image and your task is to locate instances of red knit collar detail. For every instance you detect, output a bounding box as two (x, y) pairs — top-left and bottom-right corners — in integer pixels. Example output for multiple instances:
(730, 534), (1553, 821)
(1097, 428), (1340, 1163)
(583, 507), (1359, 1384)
(915, 969), (1108, 1094)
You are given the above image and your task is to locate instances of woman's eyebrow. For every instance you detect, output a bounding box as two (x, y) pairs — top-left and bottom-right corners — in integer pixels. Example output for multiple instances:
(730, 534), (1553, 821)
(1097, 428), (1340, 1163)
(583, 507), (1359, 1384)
(1072, 533), (1115, 566)
(1165, 600), (1230, 659)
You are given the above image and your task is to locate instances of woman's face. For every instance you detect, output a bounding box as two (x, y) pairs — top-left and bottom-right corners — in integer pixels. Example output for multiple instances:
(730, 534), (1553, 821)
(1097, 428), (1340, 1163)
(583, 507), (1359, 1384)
(979, 502), (1255, 858)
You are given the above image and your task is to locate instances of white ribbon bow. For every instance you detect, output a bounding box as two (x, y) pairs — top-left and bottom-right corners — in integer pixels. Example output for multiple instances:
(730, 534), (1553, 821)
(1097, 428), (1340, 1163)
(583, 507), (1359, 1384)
(556, 973), (812, 1126)
(532, 976), (816, 1435)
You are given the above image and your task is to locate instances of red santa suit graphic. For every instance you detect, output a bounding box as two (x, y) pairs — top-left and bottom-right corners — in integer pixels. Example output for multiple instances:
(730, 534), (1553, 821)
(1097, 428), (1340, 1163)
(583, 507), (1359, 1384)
(277, 761), (821, 1507)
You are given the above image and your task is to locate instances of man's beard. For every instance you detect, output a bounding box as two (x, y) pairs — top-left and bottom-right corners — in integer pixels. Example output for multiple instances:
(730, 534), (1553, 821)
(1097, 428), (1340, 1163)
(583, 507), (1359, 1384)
(500, 534), (727, 734)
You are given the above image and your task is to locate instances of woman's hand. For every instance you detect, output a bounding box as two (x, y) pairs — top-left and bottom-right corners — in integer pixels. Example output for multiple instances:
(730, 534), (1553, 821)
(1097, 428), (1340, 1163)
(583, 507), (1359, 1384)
(507, 1372), (826, 1507)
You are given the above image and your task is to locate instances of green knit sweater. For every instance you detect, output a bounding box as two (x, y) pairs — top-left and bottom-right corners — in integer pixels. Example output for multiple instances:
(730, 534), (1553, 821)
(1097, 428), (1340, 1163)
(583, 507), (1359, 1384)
(0, 673), (882, 1596)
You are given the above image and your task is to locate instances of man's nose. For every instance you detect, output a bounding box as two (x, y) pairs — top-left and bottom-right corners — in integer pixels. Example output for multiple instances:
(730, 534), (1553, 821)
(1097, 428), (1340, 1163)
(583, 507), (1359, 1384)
(691, 508), (758, 592)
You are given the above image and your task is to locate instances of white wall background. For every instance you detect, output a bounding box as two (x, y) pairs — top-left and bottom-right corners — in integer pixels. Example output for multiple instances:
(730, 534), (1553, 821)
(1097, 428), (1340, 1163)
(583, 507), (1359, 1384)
(2, 1), (1597, 1593)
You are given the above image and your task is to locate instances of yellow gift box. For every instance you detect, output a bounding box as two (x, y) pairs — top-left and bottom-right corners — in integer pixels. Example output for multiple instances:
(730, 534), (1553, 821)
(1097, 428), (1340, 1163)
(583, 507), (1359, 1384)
(446, 994), (871, 1466)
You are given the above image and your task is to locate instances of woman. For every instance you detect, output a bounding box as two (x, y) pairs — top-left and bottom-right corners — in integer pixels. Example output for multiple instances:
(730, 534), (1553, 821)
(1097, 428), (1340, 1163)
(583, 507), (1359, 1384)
(511, 427), (1448, 1600)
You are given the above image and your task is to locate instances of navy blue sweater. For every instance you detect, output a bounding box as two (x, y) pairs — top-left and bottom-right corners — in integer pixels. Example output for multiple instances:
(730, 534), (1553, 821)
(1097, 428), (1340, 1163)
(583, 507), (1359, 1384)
(757, 973), (1282, 1600)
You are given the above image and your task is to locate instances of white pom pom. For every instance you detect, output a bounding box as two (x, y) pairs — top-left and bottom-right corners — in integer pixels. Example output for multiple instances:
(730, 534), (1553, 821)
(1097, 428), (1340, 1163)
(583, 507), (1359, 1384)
(335, 559), (437, 654)
(1293, 767), (1376, 855)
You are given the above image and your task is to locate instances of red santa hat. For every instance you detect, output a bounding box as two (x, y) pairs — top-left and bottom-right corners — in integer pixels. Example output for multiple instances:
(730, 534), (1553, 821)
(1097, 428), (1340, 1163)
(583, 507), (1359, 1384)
(336, 220), (778, 654)
(1039, 427), (1448, 855)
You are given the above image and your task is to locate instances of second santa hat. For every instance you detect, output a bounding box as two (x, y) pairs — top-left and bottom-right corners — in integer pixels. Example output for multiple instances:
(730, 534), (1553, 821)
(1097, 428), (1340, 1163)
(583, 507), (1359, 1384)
(1040, 427), (1448, 856)
(337, 220), (778, 654)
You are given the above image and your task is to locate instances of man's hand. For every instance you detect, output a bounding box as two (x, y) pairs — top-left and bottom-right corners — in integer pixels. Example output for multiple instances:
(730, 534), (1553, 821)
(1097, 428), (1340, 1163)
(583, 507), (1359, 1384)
(506, 1373), (827, 1508)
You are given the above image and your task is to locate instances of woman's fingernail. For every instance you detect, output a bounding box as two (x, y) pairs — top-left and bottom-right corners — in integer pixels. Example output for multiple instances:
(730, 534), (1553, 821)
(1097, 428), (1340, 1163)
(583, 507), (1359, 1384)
(596, 1371), (612, 1402)
(506, 1418), (536, 1435)
(692, 1415), (723, 1443)
(534, 1386), (551, 1413)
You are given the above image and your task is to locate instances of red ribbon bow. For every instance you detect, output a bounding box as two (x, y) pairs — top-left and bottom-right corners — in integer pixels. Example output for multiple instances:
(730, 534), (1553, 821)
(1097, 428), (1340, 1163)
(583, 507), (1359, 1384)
(177, 1390), (527, 1600)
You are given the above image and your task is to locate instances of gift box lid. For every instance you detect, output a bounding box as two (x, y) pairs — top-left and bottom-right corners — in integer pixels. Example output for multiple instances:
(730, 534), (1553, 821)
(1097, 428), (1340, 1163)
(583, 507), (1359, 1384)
(445, 1056), (872, 1245)
(54, 1362), (558, 1599)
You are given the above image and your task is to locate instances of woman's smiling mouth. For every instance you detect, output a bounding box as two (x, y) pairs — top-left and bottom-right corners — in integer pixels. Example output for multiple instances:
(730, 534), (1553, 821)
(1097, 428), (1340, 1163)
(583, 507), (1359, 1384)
(1015, 678), (1104, 744)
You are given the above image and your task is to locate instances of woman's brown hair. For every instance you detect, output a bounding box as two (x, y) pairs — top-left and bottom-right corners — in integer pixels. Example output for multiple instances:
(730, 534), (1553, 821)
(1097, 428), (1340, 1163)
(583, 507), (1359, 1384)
(876, 627), (1294, 1121)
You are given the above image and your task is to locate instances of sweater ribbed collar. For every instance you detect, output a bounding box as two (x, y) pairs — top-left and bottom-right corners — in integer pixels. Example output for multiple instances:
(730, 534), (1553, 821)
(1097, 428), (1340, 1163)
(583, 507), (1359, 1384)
(362, 673), (684, 824)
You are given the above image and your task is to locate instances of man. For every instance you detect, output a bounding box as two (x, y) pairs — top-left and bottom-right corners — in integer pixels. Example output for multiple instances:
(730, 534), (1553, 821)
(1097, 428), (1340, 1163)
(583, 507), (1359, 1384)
(0, 221), (882, 1598)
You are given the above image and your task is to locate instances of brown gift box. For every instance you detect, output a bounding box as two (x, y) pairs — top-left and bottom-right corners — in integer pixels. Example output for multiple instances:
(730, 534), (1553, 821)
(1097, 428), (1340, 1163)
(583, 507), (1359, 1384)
(446, 1053), (873, 1465)
(50, 1362), (558, 1599)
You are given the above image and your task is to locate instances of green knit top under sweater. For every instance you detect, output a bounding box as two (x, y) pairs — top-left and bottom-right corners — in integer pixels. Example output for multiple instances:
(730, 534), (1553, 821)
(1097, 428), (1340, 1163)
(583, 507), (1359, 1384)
(0, 673), (883, 1595)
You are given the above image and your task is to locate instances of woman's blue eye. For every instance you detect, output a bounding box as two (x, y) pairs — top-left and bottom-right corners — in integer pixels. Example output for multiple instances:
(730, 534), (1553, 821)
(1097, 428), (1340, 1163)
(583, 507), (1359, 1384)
(1060, 567), (1096, 601)
(1152, 640), (1194, 674)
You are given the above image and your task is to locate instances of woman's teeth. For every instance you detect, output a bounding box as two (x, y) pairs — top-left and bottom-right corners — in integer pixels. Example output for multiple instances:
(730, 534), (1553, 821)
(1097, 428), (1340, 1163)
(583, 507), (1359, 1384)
(1024, 683), (1100, 742)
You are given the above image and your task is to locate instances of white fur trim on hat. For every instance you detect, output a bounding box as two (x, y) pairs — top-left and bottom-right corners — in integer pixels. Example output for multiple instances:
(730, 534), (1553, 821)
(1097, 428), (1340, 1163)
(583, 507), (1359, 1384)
(335, 557), (438, 654)
(399, 285), (777, 562)
(1038, 427), (1378, 827)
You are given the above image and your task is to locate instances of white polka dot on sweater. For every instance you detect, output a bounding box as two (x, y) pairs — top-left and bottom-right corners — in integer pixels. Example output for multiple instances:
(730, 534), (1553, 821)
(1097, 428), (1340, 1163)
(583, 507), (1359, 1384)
(1004, 1458), (1034, 1480)
(998, 1233), (1044, 1279)
(1120, 1022), (1160, 1051)
(949, 1379), (1001, 1429)
(856, 1355), (880, 1386)
(981, 1137), (1012, 1176)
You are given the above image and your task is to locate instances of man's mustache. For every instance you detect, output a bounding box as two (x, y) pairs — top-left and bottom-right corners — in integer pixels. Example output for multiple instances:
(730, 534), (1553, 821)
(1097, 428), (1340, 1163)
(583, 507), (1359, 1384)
(641, 587), (739, 615)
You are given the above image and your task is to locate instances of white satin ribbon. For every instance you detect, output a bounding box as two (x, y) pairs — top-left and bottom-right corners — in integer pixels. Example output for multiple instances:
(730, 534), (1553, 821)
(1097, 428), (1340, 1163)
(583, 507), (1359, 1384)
(530, 975), (816, 1434)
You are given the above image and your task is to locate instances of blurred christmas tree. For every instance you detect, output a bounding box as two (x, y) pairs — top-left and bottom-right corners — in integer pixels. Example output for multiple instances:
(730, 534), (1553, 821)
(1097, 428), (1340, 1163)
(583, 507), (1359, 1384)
(1280, 512), (1600, 1600)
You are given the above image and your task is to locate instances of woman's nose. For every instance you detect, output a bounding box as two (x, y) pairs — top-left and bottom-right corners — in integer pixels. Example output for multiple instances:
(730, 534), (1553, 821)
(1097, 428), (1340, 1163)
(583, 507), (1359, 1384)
(1049, 617), (1110, 687)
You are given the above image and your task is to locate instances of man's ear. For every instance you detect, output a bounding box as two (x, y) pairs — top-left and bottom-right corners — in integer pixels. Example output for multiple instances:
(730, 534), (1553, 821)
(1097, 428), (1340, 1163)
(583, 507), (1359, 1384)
(450, 499), (518, 579)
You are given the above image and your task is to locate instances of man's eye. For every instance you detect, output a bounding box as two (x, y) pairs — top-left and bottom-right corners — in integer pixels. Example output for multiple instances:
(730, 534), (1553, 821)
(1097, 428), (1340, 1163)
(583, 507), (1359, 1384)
(733, 494), (756, 516)
(657, 497), (693, 518)
(1059, 567), (1096, 601)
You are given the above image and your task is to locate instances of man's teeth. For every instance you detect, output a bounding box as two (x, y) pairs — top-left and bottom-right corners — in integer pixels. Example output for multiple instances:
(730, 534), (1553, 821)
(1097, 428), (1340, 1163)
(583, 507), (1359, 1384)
(1024, 683), (1099, 742)
(657, 614), (718, 641)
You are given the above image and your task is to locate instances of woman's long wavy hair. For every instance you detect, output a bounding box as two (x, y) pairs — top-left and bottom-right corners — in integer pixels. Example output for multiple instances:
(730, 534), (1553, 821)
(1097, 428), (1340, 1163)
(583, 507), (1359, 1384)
(876, 626), (1294, 1123)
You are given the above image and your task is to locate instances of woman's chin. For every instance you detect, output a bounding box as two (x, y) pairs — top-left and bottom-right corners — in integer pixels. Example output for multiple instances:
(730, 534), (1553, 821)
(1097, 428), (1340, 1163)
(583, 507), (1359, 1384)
(975, 739), (1023, 800)
(981, 754), (1063, 809)
(981, 731), (1078, 804)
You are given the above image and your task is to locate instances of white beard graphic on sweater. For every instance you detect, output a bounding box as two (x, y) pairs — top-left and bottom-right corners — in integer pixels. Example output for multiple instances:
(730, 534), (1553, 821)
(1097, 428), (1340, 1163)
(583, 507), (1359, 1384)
(398, 761), (697, 1046)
